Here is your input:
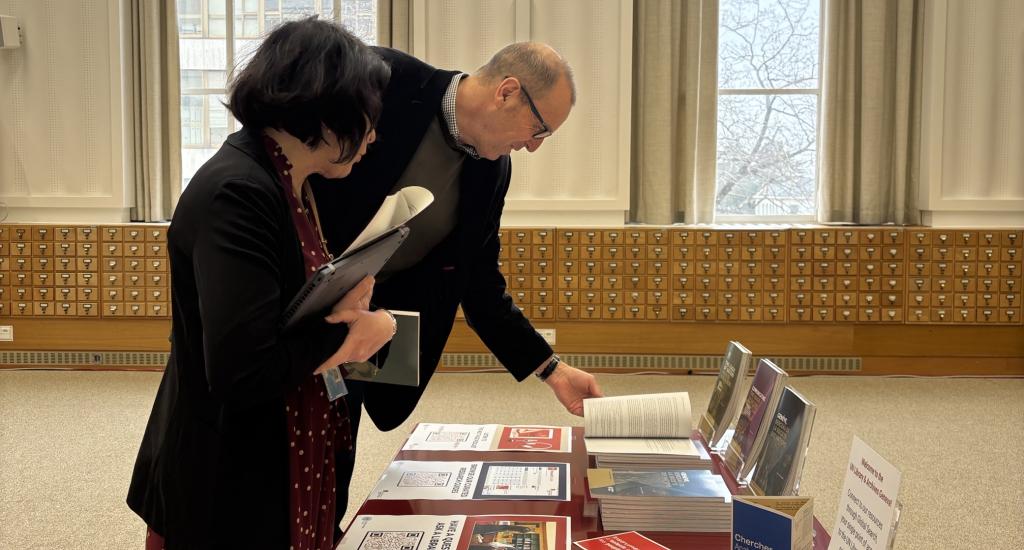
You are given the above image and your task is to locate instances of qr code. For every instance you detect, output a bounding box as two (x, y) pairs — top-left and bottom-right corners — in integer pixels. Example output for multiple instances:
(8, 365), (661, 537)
(398, 471), (451, 487)
(359, 530), (423, 550)
(426, 431), (470, 443)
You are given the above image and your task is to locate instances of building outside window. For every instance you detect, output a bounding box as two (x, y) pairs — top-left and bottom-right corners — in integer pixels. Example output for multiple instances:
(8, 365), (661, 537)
(715, 0), (822, 221)
(177, 0), (377, 188)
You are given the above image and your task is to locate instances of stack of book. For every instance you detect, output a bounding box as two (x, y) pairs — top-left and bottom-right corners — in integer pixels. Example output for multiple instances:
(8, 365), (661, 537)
(587, 468), (733, 532)
(583, 392), (713, 470)
(589, 438), (713, 470)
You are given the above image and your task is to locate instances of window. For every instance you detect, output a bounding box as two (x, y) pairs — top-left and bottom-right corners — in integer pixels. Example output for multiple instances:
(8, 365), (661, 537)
(715, 0), (822, 220)
(177, 0), (377, 188)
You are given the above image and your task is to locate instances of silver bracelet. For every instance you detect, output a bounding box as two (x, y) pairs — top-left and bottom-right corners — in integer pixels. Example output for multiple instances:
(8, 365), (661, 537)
(381, 309), (397, 336)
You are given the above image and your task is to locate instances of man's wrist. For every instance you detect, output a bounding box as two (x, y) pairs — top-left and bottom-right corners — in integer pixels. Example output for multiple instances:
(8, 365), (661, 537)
(534, 354), (560, 381)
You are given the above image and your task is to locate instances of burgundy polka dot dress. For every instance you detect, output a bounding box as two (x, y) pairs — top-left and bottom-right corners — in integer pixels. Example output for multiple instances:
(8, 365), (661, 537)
(146, 136), (352, 550)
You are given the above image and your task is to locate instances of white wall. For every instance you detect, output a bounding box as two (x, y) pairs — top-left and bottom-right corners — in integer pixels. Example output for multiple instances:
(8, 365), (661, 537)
(0, 0), (128, 223)
(919, 0), (1024, 227)
(0, 0), (1021, 227)
(410, 0), (633, 226)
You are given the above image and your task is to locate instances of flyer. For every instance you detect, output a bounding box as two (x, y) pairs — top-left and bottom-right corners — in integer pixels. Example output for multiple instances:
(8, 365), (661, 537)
(403, 423), (572, 453)
(369, 460), (570, 501)
(339, 514), (571, 550)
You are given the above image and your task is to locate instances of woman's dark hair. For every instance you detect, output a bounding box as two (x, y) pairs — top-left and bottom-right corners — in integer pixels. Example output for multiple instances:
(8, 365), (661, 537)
(227, 17), (390, 163)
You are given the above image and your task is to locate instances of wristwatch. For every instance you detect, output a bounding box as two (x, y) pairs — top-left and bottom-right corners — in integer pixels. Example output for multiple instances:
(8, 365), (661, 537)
(535, 355), (561, 381)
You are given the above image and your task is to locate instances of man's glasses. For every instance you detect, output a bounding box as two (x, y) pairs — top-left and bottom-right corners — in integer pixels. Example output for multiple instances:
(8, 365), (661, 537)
(517, 82), (553, 140)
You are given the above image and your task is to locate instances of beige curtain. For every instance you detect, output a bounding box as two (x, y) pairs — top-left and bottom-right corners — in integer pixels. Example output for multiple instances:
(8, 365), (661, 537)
(630, 0), (718, 224)
(125, 0), (181, 222)
(819, 0), (924, 225)
(377, 0), (412, 51)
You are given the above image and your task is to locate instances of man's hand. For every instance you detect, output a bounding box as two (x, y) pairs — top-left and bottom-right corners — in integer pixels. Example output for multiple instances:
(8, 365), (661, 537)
(543, 361), (603, 416)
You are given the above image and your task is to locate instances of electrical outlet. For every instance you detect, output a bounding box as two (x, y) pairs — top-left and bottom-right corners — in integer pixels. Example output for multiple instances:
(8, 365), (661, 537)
(0, 325), (12, 341)
(536, 328), (556, 345)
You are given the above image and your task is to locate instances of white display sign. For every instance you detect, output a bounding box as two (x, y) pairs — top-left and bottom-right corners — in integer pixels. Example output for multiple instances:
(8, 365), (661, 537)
(829, 436), (903, 550)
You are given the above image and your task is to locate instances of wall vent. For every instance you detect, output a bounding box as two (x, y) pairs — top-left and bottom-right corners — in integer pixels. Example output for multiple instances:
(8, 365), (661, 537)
(0, 351), (169, 367)
(441, 353), (861, 373)
(0, 351), (860, 373)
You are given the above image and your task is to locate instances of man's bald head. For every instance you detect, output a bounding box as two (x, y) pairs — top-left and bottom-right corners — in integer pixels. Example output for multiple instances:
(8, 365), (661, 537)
(475, 42), (576, 105)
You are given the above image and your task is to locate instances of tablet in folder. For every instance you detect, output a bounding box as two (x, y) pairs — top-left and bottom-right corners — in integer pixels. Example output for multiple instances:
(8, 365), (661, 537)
(282, 226), (409, 329)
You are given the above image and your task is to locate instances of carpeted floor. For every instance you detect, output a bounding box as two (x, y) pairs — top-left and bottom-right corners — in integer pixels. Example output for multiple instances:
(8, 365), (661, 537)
(0, 370), (1021, 549)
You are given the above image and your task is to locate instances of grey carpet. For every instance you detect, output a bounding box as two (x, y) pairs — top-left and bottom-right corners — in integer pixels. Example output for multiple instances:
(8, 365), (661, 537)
(0, 370), (1021, 549)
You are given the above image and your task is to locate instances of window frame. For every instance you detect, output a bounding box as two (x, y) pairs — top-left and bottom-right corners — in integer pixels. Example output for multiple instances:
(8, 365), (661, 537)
(713, 0), (825, 224)
(178, 0), (372, 187)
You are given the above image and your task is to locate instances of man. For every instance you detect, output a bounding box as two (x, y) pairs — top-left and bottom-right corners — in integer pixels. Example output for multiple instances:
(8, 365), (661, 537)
(310, 42), (603, 530)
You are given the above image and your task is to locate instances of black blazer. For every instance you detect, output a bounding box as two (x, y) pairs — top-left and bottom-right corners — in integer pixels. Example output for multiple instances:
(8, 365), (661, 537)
(312, 47), (553, 431)
(127, 130), (352, 548)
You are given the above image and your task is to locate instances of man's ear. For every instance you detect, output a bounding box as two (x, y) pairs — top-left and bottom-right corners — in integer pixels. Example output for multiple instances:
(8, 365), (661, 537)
(496, 77), (520, 104)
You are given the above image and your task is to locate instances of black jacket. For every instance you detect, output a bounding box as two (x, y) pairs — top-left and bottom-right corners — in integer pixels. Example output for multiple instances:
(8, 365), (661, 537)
(127, 130), (352, 548)
(312, 47), (553, 431)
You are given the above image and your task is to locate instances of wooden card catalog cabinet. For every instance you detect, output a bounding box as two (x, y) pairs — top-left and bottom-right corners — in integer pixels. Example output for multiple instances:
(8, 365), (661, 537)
(0, 224), (171, 319)
(1, 224), (1020, 326)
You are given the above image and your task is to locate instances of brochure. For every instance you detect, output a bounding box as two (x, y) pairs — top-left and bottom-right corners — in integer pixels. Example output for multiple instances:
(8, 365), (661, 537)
(403, 423), (572, 453)
(340, 514), (570, 550)
(697, 341), (752, 448)
(575, 531), (670, 550)
(749, 387), (816, 496)
(369, 460), (570, 501)
(733, 496), (813, 550)
(723, 359), (789, 481)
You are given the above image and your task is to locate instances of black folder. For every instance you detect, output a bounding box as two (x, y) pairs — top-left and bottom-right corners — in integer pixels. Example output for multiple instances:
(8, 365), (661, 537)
(282, 226), (409, 329)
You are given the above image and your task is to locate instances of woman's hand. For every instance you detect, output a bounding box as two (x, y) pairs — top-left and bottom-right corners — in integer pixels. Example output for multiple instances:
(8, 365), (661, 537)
(314, 308), (395, 375)
(329, 275), (374, 315)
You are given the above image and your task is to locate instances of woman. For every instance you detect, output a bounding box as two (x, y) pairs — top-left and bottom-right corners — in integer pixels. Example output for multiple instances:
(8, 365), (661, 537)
(127, 18), (393, 549)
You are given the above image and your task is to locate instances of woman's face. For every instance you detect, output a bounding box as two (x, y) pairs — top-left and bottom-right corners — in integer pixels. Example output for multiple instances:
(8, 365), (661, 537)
(311, 126), (377, 180)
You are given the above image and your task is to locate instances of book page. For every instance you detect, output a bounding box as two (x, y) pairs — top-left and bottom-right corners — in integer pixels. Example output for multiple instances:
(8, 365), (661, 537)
(584, 392), (692, 438)
(584, 437), (700, 456)
(343, 186), (434, 255)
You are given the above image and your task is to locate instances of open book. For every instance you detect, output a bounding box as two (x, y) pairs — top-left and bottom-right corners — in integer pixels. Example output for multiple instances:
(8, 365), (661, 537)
(583, 393), (711, 470)
(342, 186), (434, 255)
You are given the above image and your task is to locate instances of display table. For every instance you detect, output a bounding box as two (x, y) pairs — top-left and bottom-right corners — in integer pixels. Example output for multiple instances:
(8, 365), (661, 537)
(351, 426), (831, 549)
